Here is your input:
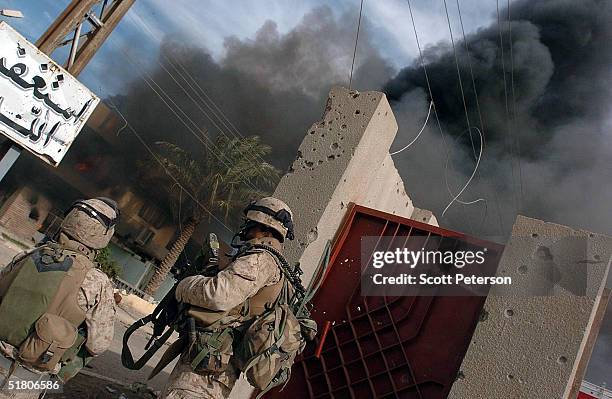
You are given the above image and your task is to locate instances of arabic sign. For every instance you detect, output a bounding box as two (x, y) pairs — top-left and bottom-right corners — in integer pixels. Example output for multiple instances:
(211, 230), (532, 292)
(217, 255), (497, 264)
(0, 22), (99, 166)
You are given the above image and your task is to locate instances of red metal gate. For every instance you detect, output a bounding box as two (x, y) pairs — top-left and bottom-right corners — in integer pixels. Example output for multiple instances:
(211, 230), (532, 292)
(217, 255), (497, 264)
(268, 204), (504, 399)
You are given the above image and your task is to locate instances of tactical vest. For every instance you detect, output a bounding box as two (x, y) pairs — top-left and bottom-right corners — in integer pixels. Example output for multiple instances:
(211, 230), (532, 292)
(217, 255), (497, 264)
(187, 246), (285, 328)
(180, 245), (285, 374)
(0, 243), (92, 372)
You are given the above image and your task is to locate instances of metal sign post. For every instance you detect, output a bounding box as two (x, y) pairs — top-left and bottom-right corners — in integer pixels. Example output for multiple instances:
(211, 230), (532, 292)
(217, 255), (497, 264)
(0, 141), (21, 180)
(0, 0), (134, 182)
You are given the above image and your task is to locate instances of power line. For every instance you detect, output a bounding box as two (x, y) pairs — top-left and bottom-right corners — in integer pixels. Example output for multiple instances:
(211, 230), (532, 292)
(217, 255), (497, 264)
(389, 101), (432, 155)
(454, 0), (505, 235)
(404, 0), (492, 235)
(496, 0), (519, 213)
(130, 14), (270, 170)
(507, 0), (524, 211)
(439, 0), (489, 233)
(348, 0), (365, 89)
(442, 126), (484, 218)
(442, 0), (477, 160)
(106, 98), (234, 234)
(111, 38), (262, 192)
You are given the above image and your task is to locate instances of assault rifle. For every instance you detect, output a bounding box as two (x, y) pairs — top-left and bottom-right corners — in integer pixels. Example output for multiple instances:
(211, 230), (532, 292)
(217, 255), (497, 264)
(121, 233), (220, 371)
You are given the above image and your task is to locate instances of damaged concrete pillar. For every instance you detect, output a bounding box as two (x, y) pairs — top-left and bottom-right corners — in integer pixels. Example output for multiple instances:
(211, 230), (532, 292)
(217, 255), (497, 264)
(449, 215), (612, 399)
(273, 86), (417, 283)
(229, 86), (436, 398)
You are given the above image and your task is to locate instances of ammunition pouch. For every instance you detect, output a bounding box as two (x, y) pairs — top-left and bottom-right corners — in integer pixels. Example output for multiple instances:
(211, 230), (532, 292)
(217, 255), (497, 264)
(18, 313), (77, 373)
(187, 327), (234, 374)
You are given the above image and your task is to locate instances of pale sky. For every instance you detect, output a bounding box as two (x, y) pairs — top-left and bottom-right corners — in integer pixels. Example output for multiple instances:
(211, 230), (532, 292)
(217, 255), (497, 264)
(1, 0), (503, 96)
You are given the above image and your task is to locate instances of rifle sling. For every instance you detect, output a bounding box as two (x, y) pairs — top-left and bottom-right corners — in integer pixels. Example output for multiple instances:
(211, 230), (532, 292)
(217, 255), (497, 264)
(121, 315), (174, 370)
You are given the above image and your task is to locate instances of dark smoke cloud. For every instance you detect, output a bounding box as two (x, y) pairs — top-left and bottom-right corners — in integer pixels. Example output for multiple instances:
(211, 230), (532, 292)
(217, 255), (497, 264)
(115, 5), (392, 174)
(385, 0), (612, 235)
(3, 5), (391, 222)
(384, 0), (612, 384)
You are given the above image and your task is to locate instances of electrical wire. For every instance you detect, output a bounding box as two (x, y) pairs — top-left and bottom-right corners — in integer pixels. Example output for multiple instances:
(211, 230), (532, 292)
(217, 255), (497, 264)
(455, 0), (505, 235)
(405, 0), (478, 234)
(442, 126), (484, 217)
(496, 0), (518, 212)
(348, 0), (364, 89)
(112, 39), (262, 192)
(389, 101), (432, 155)
(442, 0), (476, 160)
(130, 14), (270, 170)
(106, 98), (233, 234)
(507, 0), (524, 211)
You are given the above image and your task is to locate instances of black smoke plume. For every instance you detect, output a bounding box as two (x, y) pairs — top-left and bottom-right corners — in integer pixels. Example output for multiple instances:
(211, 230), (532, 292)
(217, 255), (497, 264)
(384, 0), (612, 385)
(384, 0), (612, 238)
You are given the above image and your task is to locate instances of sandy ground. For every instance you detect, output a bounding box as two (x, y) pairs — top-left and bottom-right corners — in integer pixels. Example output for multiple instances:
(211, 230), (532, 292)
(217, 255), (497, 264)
(46, 310), (178, 399)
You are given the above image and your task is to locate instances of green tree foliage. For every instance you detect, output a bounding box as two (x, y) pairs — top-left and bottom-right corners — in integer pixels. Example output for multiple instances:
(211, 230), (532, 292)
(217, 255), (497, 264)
(95, 246), (123, 280)
(143, 135), (280, 295)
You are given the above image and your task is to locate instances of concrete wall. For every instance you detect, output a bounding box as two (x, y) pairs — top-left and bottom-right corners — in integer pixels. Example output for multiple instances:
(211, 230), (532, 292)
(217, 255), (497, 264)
(230, 86), (438, 398)
(272, 86), (425, 283)
(449, 215), (612, 399)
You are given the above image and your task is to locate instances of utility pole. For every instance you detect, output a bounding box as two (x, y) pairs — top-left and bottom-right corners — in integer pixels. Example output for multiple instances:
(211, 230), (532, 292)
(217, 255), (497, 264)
(0, 0), (135, 180)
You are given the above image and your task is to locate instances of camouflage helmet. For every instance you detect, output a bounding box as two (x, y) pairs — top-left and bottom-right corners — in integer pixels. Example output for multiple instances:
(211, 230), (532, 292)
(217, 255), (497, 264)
(244, 197), (294, 242)
(60, 197), (120, 249)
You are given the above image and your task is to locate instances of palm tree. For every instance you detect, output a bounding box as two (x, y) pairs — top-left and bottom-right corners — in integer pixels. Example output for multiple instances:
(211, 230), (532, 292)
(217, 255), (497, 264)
(142, 135), (279, 295)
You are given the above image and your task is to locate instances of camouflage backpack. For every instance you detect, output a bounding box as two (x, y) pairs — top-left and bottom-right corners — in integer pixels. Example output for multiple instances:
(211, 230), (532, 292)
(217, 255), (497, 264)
(235, 243), (327, 398)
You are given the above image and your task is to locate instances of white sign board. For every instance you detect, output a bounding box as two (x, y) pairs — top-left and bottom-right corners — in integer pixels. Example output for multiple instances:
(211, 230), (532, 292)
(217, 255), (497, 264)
(0, 22), (99, 166)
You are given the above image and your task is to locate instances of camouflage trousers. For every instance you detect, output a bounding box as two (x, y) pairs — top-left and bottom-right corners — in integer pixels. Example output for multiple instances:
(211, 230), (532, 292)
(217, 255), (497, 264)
(160, 354), (239, 399)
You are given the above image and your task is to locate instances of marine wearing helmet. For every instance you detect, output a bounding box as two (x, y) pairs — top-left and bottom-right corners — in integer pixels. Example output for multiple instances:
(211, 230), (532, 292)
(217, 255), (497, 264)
(160, 197), (295, 399)
(0, 198), (119, 397)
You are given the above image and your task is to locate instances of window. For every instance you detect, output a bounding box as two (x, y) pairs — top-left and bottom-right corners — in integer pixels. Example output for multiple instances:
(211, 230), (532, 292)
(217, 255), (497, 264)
(135, 226), (155, 246)
(138, 203), (165, 229)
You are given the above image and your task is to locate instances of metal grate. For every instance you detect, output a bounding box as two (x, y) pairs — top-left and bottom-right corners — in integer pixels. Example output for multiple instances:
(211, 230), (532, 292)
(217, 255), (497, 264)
(268, 204), (504, 399)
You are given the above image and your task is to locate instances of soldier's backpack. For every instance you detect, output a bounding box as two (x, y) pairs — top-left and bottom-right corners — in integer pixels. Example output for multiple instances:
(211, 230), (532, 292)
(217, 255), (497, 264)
(234, 242), (329, 398)
(0, 243), (93, 377)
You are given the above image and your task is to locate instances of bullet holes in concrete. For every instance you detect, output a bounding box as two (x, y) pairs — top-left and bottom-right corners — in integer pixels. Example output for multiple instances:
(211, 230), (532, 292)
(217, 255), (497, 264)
(355, 109), (361, 115)
(504, 309), (514, 318)
(557, 356), (567, 365)
(330, 142), (339, 150)
(307, 227), (318, 244)
(531, 233), (539, 238)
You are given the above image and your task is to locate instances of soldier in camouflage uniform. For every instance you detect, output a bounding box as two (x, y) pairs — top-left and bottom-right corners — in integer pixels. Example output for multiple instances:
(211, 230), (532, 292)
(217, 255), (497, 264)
(160, 197), (295, 399)
(0, 198), (119, 398)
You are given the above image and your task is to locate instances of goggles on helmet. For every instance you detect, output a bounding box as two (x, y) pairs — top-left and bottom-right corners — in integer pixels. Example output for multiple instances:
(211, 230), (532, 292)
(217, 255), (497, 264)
(243, 202), (295, 241)
(65, 197), (120, 232)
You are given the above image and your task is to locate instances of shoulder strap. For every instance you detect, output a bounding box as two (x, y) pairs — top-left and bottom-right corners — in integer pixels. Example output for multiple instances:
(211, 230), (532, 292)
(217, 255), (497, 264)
(247, 244), (306, 294)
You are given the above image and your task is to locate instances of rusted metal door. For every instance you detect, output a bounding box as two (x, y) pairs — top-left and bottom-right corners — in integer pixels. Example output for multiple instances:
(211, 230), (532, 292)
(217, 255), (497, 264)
(268, 204), (504, 399)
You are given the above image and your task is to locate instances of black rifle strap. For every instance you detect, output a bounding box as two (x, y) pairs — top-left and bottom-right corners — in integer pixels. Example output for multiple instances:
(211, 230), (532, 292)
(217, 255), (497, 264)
(121, 315), (174, 370)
